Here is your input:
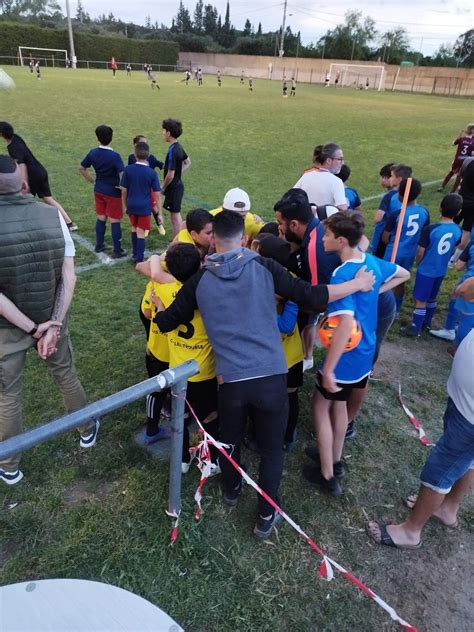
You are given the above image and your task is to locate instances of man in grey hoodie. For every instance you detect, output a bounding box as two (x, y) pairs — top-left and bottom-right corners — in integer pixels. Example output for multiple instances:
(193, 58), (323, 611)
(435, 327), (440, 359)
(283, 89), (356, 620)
(154, 210), (375, 538)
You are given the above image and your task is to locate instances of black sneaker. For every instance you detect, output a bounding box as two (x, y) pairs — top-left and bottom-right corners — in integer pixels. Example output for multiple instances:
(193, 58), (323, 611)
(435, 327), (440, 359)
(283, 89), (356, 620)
(222, 481), (242, 507)
(0, 468), (24, 486)
(253, 511), (283, 539)
(302, 465), (342, 497)
(95, 244), (106, 253)
(111, 248), (127, 259)
(400, 325), (420, 338)
(304, 446), (345, 479)
(79, 419), (100, 448)
(345, 420), (357, 440)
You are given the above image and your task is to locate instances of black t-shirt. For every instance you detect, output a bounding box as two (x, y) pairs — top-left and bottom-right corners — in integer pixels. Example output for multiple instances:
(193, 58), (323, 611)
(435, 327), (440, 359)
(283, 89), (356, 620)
(460, 159), (474, 206)
(7, 134), (47, 184)
(164, 142), (188, 189)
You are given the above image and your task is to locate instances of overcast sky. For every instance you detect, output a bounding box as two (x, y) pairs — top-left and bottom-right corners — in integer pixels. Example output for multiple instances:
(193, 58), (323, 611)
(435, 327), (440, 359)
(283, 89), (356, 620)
(78, 1), (473, 55)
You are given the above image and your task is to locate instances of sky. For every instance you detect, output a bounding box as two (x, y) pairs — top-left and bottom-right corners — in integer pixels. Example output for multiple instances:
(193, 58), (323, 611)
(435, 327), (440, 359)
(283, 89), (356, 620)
(78, 0), (473, 55)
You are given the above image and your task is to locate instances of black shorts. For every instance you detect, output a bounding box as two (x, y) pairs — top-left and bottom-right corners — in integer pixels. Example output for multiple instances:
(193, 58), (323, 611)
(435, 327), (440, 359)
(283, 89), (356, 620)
(163, 182), (184, 213)
(146, 354), (169, 378)
(454, 203), (474, 233)
(29, 172), (51, 198)
(315, 371), (368, 402)
(287, 361), (303, 389)
(186, 377), (218, 421)
(297, 311), (320, 332)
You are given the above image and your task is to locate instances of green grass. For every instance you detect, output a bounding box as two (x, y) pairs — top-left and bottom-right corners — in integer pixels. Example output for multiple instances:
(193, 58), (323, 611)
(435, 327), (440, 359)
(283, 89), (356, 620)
(1, 67), (473, 632)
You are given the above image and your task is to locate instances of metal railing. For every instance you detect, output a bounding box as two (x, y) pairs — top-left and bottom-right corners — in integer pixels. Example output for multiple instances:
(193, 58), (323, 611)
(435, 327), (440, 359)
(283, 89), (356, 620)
(0, 360), (199, 517)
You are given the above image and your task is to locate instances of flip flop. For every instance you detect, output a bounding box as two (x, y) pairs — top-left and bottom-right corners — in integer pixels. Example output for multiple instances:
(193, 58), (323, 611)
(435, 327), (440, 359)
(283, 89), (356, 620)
(367, 522), (421, 550)
(402, 494), (458, 528)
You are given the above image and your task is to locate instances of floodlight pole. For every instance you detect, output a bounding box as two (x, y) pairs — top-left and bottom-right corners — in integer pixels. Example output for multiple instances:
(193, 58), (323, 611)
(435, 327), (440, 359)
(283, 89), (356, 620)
(279, 0), (288, 57)
(65, 0), (77, 68)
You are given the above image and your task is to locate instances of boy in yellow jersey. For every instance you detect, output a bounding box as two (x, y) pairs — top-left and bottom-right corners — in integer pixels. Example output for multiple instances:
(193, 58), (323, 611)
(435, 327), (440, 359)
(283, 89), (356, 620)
(174, 208), (214, 259)
(210, 188), (264, 241)
(150, 243), (219, 473)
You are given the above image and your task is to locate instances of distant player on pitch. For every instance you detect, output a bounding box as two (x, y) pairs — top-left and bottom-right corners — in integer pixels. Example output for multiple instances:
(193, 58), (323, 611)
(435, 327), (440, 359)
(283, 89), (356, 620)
(161, 118), (191, 238)
(438, 124), (474, 193)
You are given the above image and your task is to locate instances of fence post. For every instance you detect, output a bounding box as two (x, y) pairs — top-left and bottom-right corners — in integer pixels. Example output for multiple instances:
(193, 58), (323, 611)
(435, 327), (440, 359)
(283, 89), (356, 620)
(168, 379), (188, 517)
(310, 68), (312, 84)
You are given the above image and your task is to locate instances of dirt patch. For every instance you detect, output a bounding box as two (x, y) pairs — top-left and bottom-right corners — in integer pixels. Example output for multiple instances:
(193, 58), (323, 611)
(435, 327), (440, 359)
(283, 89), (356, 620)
(63, 480), (115, 507)
(375, 338), (452, 385)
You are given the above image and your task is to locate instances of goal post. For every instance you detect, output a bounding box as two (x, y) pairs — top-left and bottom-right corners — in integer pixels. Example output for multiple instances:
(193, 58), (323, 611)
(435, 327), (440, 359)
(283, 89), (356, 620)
(19, 47), (69, 68)
(329, 63), (386, 91)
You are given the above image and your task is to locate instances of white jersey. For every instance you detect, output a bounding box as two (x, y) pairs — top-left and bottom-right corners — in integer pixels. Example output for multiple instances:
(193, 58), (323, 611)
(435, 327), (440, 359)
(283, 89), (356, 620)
(294, 169), (346, 208)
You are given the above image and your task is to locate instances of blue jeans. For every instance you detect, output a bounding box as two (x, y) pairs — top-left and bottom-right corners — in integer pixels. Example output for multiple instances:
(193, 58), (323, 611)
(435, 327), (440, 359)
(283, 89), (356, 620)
(373, 291), (397, 366)
(420, 398), (474, 494)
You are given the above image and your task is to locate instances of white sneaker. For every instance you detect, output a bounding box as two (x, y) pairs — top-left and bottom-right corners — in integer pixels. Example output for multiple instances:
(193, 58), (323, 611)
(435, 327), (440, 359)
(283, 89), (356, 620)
(303, 357), (314, 372)
(429, 328), (455, 341)
(181, 460), (192, 475)
(79, 419), (100, 448)
(0, 468), (24, 485)
(208, 463), (221, 478)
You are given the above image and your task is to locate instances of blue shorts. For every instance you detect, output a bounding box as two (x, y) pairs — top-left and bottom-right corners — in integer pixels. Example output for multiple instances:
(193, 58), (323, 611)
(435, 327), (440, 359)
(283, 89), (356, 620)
(420, 398), (474, 494)
(394, 255), (415, 272)
(413, 273), (444, 303)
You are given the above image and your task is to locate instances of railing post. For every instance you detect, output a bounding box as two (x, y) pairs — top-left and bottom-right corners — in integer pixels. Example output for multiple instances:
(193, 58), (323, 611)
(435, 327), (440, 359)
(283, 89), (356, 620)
(168, 379), (188, 517)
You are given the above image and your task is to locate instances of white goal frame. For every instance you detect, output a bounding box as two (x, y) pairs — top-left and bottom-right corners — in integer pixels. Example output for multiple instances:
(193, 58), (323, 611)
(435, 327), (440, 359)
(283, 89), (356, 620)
(19, 47), (69, 67)
(329, 63), (386, 91)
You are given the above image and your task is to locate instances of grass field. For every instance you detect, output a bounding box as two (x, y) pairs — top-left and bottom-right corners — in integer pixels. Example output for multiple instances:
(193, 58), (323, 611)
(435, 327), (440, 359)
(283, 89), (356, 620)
(0, 67), (473, 631)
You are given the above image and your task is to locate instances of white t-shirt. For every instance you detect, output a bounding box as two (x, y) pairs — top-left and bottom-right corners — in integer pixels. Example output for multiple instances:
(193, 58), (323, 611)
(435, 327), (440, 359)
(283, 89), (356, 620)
(294, 169), (346, 208)
(58, 212), (75, 257)
(447, 329), (474, 423)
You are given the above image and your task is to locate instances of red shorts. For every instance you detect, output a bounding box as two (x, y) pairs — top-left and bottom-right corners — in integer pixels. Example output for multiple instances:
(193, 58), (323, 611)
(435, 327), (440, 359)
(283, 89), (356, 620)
(94, 192), (123, 220)
(129, 214), (151, 231)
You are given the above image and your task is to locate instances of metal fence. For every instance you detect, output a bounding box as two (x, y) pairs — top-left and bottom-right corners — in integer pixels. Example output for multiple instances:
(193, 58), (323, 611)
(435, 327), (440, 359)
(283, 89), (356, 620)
(0, 55), (186, 72)
(0, 360), (198, 517)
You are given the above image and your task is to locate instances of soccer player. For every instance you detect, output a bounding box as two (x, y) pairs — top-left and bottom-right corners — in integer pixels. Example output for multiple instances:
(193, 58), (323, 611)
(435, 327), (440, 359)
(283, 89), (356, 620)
(217, 69), (222, 87)
(111, 57), (117, 78)
(403, 194), (462, 337)
(282, 79), (288, 97)
(161, 118), (191, 238)
(248, 77), (253, 92)
(128, 135), (163, 171)
(29, 59), (34, 73)
(336, 164), (362, 211)
(197, 68), (203, 86)
(438, 124), (474, 193)
(240, 70), (245, 84)
(126, 63), (132, 76)
(149, 70), (160, 90)
(324, 71), (330, 87)
(35, 60), (41, 80)
(79, 124), (126, 257)
(303, 212), (409, 496)
(121, 141), (162, 262)
(0, 121), (78, 231)
(174, 208), (214, 259)
(290, 77), (296, 96)
(184, 69), (191, 85)
(382, 178), (430, 313)
(210, 188), (264, 241)
(379, 162), (395, 191)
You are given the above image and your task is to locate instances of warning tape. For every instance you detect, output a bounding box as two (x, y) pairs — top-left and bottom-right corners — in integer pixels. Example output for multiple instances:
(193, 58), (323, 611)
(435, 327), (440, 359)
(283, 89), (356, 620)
(398, 384), (434, 447)
(171, 394), (418, 632)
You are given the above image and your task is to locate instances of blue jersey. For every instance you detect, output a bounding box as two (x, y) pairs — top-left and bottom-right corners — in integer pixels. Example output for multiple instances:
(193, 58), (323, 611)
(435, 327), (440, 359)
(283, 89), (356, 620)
(456, 242), (474, 315)
(121, 163), (160, 216)
(370, 190), (400, 251)
(326, 253), (398, 383)
(344, 186), (361, 210)
(127, 153), (163, 170)
(81, 146), (124, 198)
(417, 223), (462, 278)
(384, 203), (430, 267)
(301, 218), (340, 285)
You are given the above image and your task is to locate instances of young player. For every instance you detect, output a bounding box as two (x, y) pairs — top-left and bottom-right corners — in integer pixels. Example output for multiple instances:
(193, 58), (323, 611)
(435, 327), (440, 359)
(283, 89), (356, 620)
(111, 57), (117, 78)
(336, 164), (362, 211)
(303, 212), (409, 496)
(121, 142), (163, 262)
(29, 59), (34, 73)
(282, 79), (288, 97)
(382, 178), (430, 313)
(184, 69), (191, 85)
(175, 208), (213, 259)
(161, 118), (191, 238)
(248, 77), (253, 92)
(438, 124), (474, 193)
(197, 68), (203, 86)
(365, 77), (370, 90)
(217, 69), (222, 87)
(290, 77), (296, 96)
(324, 71), (330, 87)
(379, 162), (395, 191)
(0, 121), (78, 231)
(403, 194), (463, 336)
(240, 70), (245, 84)
(334, 71), (340, 87)
(371, 163), (412, 256)
(79, 124), (126, 257)
(210, 188), (264, 240)
(126, 63), (132, 76)
(35, 60), (41, 80)
(149, 70), (160, 90)
(128, 135), (163, 170)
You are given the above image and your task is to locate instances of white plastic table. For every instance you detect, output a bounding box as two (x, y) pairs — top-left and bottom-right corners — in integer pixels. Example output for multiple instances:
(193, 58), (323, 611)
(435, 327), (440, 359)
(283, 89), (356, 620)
(0, 578), (184, 632)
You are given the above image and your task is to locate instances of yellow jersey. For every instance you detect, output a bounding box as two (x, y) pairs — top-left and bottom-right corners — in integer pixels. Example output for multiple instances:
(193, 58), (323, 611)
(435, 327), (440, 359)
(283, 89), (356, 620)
(155, 280), (215, 382)
(141, 281), (153, 315)
(147, 281), (171, 363)
(210, 206), (264, 240)
(281, 324), (304, 369)
(176, 228), (195, 244)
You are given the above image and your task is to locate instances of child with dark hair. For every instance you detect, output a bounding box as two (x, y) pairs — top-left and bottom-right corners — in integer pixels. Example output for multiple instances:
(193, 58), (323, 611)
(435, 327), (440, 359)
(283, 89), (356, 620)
(162, 118), (191, 238)
(128, 134), (163, 170)
(176, 208), (213, 258)
(336, 164), (362, 211)
(79, 124), (126, 257)
(403, 194), (462, 336)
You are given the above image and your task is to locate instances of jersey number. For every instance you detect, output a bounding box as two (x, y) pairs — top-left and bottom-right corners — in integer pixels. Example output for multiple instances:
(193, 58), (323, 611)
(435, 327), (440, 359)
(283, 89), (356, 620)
(438, 232), (454, 255)
(406, 214), (420, 237)
(177, 321), (195, 340)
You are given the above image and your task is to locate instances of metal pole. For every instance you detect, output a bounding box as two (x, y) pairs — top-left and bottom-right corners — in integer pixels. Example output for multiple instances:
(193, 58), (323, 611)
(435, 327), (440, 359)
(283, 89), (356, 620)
(168, 379), (188, 517)
(279, 0), (288, 57)
(65, 0), (77, 69)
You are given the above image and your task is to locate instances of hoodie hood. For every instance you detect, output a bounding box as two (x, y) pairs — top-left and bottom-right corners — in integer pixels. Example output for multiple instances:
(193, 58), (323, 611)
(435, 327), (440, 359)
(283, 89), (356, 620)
(204, 247), (259, 280)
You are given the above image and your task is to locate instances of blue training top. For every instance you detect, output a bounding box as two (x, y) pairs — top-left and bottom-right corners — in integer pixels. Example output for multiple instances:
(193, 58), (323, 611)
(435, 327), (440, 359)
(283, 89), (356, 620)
(121, 163), (160, 216)
(371, 190), (400, 251)
(127, 153), (164, 170)
(417, 222), (462, 278)
(344, 186), (361, 210)
(384, 203), (430, 267)
(81, 146), (124, 198)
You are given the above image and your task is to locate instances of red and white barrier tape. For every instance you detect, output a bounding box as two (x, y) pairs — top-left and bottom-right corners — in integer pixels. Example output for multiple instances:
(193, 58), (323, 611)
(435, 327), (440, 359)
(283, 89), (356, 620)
(398, 384), (434, 447)
(171, 394), (418, 632)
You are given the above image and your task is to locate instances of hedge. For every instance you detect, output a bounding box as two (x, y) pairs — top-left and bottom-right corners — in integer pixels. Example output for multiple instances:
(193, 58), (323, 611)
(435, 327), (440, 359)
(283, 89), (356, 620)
(0, 22), (179, 65)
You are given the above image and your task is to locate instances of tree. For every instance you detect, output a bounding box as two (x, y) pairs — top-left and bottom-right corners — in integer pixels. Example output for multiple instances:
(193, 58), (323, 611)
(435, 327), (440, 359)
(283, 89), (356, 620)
(193, 0), (204, 33)
(0, 0), (63, 19)
(203, 4), (218, 36)
(453, 29), (474, 67)
(378, 27), (410, 64)
(76, 1), (90, 23)
(257, 22), (262, 36)
(174, 0), (193, 33)
(145, 15), (151, 29)
(317, 10), (377, 60)
(243, 19), (251, 36)
(223, 0), (230, 31)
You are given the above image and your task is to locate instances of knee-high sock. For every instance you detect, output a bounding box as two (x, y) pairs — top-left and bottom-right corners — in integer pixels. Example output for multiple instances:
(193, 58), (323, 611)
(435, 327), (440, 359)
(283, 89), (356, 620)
(95, 219), (106, 247)
(111, 222), (122, 253)
(136, 237), (145, 262)
(131, 232), (137, 258)
(424, 301), (437, 327)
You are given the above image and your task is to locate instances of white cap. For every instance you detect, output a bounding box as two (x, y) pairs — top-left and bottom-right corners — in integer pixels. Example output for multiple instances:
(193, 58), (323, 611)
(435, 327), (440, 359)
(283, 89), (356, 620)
(222, 188), (251, 212)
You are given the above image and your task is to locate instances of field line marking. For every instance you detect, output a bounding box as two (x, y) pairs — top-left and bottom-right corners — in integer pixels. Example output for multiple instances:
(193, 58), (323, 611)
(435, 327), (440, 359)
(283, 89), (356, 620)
(360, 179), (442, 203)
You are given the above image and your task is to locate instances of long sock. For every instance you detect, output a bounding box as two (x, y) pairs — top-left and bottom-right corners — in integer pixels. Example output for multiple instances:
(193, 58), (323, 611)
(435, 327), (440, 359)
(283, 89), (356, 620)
(285, 390), (299, 443)
(131, 232), (137, 258)
(395, 295), (403, 314)
(111, 222), (122, 254)
(95, 219), (106, 247)
(445, 299), (459, 330)
(424, 301), (437, 327)
(136, 237), (145, 263)
(411, 308), (426, 333)
(451, 248), (463, 263)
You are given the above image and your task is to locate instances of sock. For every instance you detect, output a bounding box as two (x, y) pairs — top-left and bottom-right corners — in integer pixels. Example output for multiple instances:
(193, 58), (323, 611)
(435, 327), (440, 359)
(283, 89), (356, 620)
(95, 219), (106, 247)
(285, 391), (299, 443)
(452, 248), (463, 263)
(445, 300), (459, 330)
(395, 296), (403, 314)
(411, 308), (426, 333)
(424, 301), (437, 327)
(136, 237), (145, 263)
(131, 232), (137, 258)
(111, 222), (122, 254)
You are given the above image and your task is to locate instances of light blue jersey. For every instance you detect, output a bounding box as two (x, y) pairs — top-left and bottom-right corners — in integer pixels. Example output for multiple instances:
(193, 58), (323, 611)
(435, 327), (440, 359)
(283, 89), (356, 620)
(384, 203), (430, 269)
(417, 223), (462, 278)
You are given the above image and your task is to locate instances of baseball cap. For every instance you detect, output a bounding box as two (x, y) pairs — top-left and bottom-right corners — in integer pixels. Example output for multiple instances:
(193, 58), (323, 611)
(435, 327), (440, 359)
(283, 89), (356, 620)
(222, 188), (251, 212)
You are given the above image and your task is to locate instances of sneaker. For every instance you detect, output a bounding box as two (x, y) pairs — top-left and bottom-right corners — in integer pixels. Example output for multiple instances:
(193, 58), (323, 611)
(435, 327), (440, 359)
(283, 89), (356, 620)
(253, 510), (283, 539)
(208, 462), (221, 478)
(400, 325), (420, 338)
(181, 460), (192, 475)
(222, 481), (242, 507)
(0, 468), (24, 486)
(302, 357), (314, 372)
(94, 244), (106, 253)
(304, 446), (345, 479)
(111, 248), (127, 259)
(144, 427), (171, 445)
(79, 419), (100, 448)
(302, 464), (342, 497)
(345, 420), (357, 440)
(67, 222), (78, 232)
(430, 328), (455, 342)
(157, 223), (166, 236)
(436, 187), (445, 193)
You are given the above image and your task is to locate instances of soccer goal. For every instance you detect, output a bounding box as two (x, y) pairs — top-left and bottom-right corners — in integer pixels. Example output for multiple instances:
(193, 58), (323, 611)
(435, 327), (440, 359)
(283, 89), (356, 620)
(329, 63), (386, 91)
(18, 47), (69, 68)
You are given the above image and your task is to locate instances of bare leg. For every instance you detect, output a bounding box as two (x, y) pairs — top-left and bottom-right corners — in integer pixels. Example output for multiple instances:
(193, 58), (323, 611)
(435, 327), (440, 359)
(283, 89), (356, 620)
(41, 195), (73, 225)
(302, 324), (315, 361)
(313, 391), (333, 480)
(170, 212), (183, 239)
(346, 384), (368, 424)
(331, 400), (348, 463)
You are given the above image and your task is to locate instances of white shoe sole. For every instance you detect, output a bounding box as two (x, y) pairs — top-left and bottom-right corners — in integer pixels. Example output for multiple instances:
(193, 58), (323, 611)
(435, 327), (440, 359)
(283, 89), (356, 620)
(0, 470), (24, 485)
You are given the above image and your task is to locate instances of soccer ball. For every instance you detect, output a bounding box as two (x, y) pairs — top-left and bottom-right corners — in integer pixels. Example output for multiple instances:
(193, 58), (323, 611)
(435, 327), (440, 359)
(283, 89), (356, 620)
(0, 69), (16, 91)
(318, 315), (362, 352)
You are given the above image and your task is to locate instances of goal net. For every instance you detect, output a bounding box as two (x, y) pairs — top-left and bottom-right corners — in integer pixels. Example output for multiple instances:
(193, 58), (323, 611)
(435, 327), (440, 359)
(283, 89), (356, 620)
(329, 63), (386, 91)
(19, 47), (69, 68)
